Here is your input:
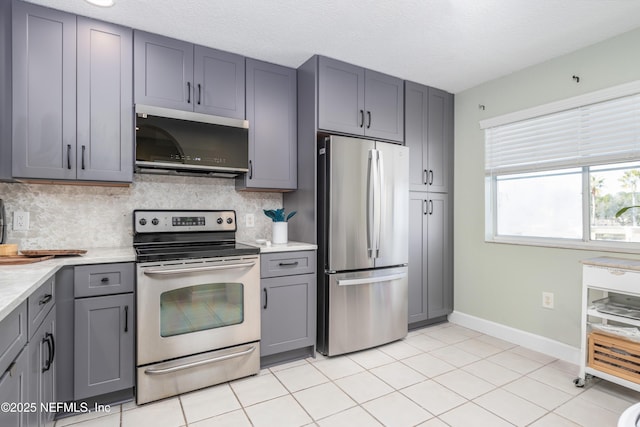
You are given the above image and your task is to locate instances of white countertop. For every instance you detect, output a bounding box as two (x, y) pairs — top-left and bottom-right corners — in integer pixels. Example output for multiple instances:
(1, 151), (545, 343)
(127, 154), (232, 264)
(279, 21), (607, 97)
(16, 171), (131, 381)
(0, 242), (316, 323)
(241, 240), (317, 253)
(0, 247), (134, 322)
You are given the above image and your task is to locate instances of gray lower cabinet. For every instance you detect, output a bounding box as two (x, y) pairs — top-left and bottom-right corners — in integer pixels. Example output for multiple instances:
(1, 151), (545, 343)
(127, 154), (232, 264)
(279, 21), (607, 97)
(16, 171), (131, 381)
(27, 308), (55, 427)
(73, 263), (135, 401)
(25, 276), (57, 427)
(74, 294), (134, 400)
(11, 1), (133, 182)
(0, 301), (28, 427)
(237, 59), (297, 191)
(134, 31), (245, 119)
(408, 192), (453, 326)
(317, 55), (404, 143)
(260, 251), (316, 365)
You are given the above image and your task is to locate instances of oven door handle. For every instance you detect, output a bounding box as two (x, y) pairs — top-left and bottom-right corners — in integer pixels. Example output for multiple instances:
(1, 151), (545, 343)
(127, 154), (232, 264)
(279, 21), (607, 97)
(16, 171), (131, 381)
(144, 346), (256, 375)
(142, 261), (256, 276)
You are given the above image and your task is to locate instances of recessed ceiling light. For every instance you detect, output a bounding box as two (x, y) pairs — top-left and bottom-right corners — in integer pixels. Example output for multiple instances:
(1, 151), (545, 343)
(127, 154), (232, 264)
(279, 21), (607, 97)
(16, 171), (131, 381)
(85, 0), (114, 7)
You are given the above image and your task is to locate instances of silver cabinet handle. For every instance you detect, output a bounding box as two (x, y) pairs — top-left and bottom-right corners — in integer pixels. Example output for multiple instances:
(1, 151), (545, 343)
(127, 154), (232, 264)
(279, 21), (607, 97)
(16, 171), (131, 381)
(144, 346), (256, 375)
(367, 111), (372, 128)
(337, 272), (407, 286)
(143, 261), (256, 276)
(67, 144), (72, 170)
(187, 82), (192, 104)
(428, 170), (434, 185)
(81, 145), (86, 170)
(359, 110), (365, 128)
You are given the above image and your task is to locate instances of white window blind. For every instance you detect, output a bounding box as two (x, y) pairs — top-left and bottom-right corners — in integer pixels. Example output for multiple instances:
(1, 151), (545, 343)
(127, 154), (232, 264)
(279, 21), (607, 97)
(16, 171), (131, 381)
(485, 93), (640, 175)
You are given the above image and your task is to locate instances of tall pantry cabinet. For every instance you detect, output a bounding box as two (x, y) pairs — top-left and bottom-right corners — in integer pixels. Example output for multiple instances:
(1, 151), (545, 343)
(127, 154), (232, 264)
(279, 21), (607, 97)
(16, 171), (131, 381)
(405, 82), (454, 327)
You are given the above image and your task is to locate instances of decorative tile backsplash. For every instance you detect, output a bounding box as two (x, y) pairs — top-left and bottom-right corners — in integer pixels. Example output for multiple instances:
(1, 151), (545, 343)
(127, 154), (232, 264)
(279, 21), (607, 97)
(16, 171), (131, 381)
(0, 174), (282, 250)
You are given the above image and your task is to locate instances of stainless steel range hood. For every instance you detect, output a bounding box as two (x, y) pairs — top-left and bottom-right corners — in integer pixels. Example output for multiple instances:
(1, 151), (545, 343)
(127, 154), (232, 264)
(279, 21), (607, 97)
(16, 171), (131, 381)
(135, 105), (249, 178)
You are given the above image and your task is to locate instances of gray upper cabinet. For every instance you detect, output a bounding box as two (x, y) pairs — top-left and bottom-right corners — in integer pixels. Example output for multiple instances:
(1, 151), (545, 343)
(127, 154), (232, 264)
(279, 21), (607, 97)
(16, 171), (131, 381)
(134, 31), (245, 119)
(76, 18), (133, 182)
(405, 81), (453, 193)
(237, 59), (296, 191)
(194, 46), (245, 118)
(12, 1), (77, 180)
(12, 2), (133, 182)
(318, 56), (404, 143)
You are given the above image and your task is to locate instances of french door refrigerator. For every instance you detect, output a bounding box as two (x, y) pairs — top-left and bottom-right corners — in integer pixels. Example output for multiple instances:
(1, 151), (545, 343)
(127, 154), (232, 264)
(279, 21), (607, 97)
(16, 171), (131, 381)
(317, 135), (409, 356)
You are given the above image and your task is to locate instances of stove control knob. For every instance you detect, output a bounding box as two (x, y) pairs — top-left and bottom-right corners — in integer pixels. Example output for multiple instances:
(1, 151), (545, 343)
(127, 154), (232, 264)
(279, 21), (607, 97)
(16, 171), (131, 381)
(217, 218), (223, 224)
(226, 218), (233, 224)
(139, 218), (147, 226)
(152, 218), (159, 226)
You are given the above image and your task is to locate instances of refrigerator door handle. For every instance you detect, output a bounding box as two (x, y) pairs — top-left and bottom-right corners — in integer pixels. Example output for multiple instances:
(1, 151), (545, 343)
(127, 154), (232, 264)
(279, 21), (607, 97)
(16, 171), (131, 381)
(375, 149), (384, 257)
(367, 149), (376, 258)
(337, 272), (407, 286)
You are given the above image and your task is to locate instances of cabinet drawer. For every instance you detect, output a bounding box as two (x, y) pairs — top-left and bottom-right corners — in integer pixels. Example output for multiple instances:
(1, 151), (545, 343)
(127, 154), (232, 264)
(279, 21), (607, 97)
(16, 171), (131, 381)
(0, 302), (27, 375)
(28, 277), (55, 339)
(583, 265), (640, 295)
(74, 263), (135, 297)
(261, 251), (316, 278)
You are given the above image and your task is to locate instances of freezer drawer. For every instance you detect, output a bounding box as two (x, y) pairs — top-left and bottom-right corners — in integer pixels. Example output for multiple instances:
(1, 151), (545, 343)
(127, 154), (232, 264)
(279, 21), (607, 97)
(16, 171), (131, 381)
(323, 266), (408, 356)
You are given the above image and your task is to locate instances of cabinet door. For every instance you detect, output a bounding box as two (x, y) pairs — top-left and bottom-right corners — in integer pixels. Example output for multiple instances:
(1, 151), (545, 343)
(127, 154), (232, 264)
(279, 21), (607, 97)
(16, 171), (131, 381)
(28, 308), (55, 427)
(241, 59), (297, 190)
(12, 1), (76, 180)
(318, 56), (365, 136)
(76, 18), (133, 182)
(426, 192), (452, 319)
(0, 348), (27, 427)
(408, 193), (428, 323)
(0, 0), (11, 181)
(261, 274), (316, 357)
(194, 46), (245, 119)
(405, 82), (429, 191)
(427, 87), (453, 193)
(134, 31), (194, 111)
(408, 192), (452, 325)
(74, 294), (134, 400)
(364, 70), (404, 142)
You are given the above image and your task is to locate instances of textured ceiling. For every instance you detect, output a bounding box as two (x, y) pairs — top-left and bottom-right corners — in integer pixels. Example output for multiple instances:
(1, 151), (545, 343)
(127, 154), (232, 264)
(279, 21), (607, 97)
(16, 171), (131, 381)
(22, 0), (640, 93)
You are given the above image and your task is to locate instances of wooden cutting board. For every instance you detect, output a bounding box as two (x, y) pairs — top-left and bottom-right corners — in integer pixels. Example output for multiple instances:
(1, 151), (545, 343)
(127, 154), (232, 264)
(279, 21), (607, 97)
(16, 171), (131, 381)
(0, 255), (55, 265)
(20, 249), (87, 257)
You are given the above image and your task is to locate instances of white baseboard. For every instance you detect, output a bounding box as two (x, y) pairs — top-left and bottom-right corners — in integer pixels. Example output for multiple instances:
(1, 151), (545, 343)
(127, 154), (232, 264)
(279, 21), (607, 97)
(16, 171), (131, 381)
(448, 311), (581, 364)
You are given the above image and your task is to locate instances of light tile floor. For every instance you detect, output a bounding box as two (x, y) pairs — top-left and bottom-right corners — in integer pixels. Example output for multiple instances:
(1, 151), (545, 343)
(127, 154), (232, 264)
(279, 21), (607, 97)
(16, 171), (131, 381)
(54, 323), (640, 427)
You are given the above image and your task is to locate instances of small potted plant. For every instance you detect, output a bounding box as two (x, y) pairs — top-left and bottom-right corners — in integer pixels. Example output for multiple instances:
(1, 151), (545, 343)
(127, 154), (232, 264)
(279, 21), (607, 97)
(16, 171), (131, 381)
(263, 208), (296, 244)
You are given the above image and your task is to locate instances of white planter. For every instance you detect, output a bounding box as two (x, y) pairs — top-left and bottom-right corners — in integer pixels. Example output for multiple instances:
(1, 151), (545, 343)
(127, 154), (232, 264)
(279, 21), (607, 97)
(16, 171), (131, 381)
(272, 222), (288, 244)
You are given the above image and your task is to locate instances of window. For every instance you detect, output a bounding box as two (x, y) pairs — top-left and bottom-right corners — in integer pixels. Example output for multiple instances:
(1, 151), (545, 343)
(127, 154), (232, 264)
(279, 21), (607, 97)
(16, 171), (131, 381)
(482, 82), (640, 248)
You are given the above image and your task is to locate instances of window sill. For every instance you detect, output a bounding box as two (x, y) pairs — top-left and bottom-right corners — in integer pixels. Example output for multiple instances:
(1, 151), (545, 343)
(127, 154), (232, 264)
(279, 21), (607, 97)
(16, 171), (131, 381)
(485, 236), (640, 255)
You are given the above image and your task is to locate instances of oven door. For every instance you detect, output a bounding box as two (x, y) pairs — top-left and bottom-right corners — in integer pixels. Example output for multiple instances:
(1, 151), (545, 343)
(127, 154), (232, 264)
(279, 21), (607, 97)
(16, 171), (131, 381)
(136, 255), (260, 366)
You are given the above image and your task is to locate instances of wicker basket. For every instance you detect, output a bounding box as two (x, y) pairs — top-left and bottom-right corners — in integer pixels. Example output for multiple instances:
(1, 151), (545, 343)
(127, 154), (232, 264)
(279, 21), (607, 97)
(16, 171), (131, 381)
(589, 332), (640, 384)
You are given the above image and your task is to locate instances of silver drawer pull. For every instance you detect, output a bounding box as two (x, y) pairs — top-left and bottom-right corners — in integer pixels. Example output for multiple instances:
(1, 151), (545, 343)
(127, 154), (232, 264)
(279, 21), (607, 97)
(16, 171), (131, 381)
(144, 346), (256, 375)
(143, 261), (256, 276)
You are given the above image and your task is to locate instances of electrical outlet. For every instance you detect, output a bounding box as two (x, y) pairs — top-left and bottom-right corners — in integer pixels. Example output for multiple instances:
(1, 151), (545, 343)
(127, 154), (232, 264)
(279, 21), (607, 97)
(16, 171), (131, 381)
(13, 211), (29, 231)
(246, 213), (255, 228)
(542, 292), (554, 309)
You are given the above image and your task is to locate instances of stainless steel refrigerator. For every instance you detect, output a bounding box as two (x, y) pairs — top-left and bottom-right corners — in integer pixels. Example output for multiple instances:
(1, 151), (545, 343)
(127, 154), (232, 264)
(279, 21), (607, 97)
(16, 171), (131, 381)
(317, 135), (409, 356)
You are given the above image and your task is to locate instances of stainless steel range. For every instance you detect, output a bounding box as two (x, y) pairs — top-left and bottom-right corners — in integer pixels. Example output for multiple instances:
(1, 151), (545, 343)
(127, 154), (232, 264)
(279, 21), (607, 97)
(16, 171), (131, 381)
(133, 209), (260, 404)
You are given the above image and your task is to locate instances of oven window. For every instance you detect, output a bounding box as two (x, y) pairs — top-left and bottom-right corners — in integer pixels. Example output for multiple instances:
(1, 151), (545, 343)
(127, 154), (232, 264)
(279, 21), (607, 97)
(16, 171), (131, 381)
(160, 283), (244, 337)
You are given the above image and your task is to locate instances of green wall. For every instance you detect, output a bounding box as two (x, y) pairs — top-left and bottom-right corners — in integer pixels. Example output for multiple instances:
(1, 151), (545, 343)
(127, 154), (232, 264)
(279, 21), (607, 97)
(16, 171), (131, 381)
(453, 27), (640, 347)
